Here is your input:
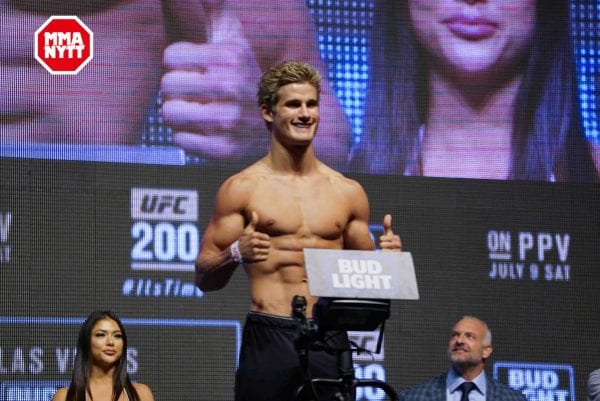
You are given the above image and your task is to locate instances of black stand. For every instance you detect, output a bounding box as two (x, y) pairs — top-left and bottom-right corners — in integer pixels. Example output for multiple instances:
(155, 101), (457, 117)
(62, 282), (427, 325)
(291, 296), (399, 401)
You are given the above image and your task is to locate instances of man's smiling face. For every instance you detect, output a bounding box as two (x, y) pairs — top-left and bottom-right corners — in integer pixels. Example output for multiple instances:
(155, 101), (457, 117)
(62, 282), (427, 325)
(261, 82), (320, 147)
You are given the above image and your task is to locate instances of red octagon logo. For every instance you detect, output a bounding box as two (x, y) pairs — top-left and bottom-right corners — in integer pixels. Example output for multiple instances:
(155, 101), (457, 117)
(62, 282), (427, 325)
(34, 16), (93, 75)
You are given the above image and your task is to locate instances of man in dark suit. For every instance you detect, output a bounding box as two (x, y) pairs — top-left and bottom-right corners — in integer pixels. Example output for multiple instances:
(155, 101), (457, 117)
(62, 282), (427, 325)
(588, 368), (600, 401)
(400, 316), (526, 401)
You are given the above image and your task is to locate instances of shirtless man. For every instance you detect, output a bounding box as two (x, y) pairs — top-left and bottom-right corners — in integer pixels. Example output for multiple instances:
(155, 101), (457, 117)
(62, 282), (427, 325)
(195, 61), (402, 401)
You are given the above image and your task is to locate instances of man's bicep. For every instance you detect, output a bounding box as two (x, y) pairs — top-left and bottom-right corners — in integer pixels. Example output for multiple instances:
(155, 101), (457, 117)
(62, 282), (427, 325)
(200, 180), (247, 252)
(344, 219), (375, 250)
(201, 211), (245, 253)
(343, 181), (375, 250)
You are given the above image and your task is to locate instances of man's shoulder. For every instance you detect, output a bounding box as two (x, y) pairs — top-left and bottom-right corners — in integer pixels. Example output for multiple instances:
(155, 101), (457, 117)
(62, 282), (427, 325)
(220, 163), (266, 189)
(212, 168), (264, 209)
(317, 163), (366, 191)
(400, 374), (446, 400)
(486, 375), (526, 401)
(589, 367), (600, 381)
(589, 368), (600, 401)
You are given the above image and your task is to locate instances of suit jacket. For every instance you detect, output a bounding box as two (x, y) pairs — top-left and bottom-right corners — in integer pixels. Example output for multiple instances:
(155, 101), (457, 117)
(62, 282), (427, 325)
(588, 368), (600, 401)
(399, 373), (526, 401)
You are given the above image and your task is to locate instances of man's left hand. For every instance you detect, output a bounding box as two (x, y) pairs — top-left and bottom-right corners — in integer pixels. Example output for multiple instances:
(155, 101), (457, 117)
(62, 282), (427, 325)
(379, 213), (402, 251)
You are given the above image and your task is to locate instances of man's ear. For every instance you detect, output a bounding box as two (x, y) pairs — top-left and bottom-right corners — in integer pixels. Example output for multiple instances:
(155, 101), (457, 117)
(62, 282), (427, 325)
(260, 104), (273, 123)
(482, 344), (493, 360)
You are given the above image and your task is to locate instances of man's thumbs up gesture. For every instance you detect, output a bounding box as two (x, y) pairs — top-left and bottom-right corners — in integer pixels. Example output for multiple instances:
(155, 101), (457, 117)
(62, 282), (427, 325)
(237, 211), (270, 263)
(379, 214), (402, 251)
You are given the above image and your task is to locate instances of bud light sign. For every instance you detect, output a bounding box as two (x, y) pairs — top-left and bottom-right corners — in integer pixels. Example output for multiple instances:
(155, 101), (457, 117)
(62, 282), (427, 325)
(494, 362), (575, 401)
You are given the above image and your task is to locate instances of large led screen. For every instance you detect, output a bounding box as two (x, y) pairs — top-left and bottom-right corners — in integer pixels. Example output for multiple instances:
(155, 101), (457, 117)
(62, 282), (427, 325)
(1, 1), (599, 401)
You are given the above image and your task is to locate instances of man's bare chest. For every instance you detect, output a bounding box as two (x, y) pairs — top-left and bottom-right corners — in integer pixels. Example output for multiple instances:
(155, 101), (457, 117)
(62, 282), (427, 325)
(246, 181), (349, 239)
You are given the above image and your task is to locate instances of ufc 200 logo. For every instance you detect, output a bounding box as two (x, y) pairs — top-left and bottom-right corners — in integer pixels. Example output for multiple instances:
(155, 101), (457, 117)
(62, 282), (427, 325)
(130, 188), (199, 272)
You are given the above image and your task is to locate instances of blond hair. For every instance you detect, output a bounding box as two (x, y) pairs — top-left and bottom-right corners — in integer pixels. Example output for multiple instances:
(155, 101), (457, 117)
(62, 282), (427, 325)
(257, 60), (321, 109)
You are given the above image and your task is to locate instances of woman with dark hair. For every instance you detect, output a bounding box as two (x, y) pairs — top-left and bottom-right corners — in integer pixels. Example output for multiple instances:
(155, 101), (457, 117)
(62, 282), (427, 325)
(51, 311), (155, 401)
(351, 0), (598, 182)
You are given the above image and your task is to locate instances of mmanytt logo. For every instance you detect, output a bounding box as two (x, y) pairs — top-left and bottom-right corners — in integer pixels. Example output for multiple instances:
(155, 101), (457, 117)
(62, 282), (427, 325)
(494, 361), (575, 401)
(34, 16), (93, 75)
(486, 230), (571, 282)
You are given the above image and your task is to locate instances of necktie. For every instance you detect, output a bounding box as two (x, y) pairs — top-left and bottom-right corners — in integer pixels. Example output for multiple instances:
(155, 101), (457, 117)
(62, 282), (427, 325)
(460, 382), (476, 401)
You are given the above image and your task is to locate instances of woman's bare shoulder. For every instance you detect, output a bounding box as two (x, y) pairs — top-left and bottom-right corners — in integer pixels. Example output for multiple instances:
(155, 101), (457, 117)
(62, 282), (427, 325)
(133, 383), (155, 401)
(51, 387), (68, 401)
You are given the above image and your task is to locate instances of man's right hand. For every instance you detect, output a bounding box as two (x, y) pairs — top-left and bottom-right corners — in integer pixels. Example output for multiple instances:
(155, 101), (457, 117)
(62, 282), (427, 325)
(236, 211), (270, 263)
(160, 0), (266, 161)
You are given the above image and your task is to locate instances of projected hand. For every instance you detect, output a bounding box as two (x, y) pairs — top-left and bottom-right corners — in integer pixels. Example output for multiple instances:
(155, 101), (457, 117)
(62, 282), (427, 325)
(379, 214), (402, 252)
(160, 0), (266, 162)
(238, 211), (270, 263)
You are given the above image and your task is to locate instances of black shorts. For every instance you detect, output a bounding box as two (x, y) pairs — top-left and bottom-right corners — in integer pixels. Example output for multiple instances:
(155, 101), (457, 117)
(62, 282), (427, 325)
(235, 312), (352, 401)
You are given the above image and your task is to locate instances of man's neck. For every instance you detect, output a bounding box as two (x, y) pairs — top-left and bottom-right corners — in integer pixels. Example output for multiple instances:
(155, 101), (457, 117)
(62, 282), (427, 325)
(267, 139), (319, 174)
(452, 364), (485, 382)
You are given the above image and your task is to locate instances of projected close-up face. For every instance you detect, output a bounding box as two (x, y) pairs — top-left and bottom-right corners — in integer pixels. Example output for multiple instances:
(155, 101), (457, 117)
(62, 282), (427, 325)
(408, 0), (536, 81)
(1, 0), (165, 145)
(350, 0), (599, 182)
